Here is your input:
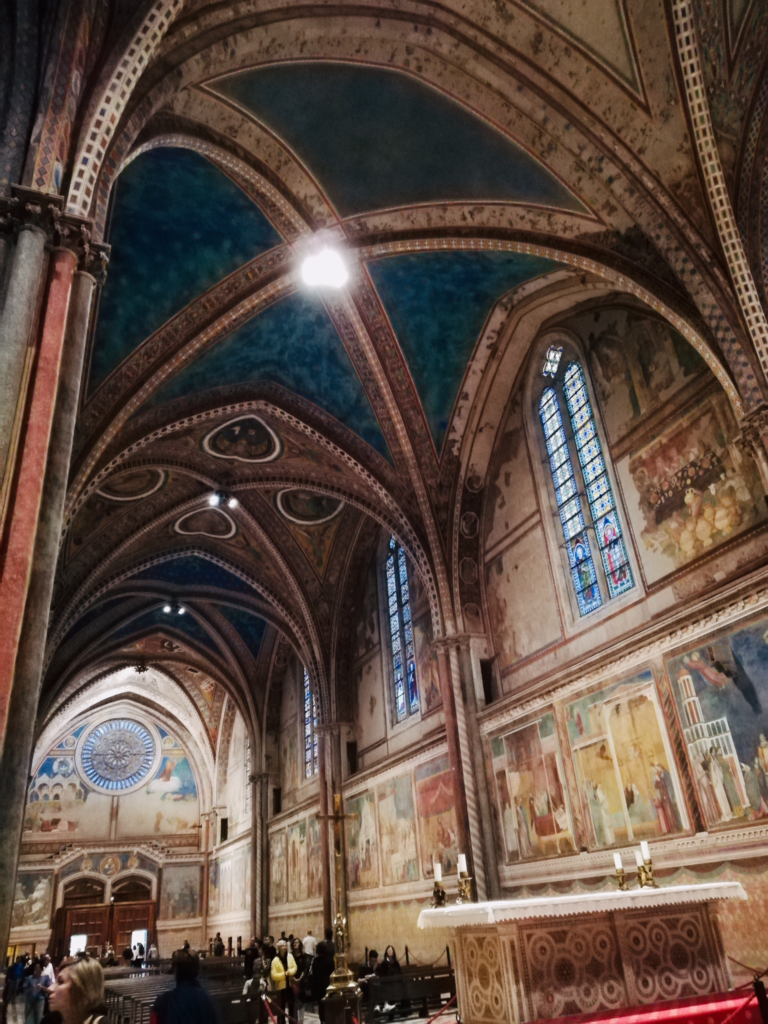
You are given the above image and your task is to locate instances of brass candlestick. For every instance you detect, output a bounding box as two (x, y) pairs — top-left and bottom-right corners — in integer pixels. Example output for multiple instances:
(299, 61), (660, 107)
(456, 874), (474, 904)
(637, 860), (659, 888)
(430, 881), (447, 908)
(615, 866), (629, 891)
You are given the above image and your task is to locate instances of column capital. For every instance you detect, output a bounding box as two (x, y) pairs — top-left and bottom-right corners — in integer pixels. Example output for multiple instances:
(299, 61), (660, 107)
(0, 186), (110, 280)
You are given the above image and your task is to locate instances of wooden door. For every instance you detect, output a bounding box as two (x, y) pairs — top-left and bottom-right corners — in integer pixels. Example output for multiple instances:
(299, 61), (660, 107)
(67, 905), (110, 956)
(112, 901), (156, 954)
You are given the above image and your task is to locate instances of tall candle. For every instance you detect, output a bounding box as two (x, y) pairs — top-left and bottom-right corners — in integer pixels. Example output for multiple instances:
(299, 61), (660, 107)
(457, 853), (467, 875)
(640, 841), (650, 863)
(634, 849), (644, 867)
(433, 862), (442, 882)
(613, 853), (623, 872)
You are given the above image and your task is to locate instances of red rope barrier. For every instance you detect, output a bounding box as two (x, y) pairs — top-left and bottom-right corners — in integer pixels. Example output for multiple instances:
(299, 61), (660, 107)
(717, 991), (757, 1024)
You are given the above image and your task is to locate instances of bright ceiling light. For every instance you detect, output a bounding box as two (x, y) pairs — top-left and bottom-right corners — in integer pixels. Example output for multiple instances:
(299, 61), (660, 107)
(208, 492), (221, 506)
(228, 497), (238, 509)
(301, 247), (348, 289)
(163, 604), (172, 614)
(178, 606), (185, 615)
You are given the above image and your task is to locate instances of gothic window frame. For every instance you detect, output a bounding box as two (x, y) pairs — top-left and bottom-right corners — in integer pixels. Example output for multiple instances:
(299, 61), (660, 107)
(527, 330), (642, 629)
(382, 534), (420, 726)
(302, 665), (319, 779)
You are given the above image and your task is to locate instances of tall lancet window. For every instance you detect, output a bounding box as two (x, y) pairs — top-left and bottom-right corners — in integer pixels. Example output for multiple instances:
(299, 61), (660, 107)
(386, 535), (419, 721)
(303, 667), (319, 777)
(539, 348), (635, 617)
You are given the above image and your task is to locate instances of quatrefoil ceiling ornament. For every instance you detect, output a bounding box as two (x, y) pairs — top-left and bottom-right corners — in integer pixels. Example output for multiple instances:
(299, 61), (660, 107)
(96, 468), (167, 501)
(173, 508), (237, 539)
(202, 415), (282, 462)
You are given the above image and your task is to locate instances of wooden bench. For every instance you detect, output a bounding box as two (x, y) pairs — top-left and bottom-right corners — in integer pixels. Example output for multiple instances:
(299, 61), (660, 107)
(362, 966), (456, 1022)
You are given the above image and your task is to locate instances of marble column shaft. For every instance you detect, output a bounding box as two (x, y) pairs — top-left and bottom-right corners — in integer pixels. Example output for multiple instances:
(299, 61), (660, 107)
(0, 225), (47, 519)
(0, 264), (93, 954)
(455, 640), (501, 899)
(435, 647), (474, 876)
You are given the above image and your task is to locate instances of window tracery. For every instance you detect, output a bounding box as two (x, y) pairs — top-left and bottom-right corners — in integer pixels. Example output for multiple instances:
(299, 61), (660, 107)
(386, 535), (419, 722)
(303, 667), (319, 778)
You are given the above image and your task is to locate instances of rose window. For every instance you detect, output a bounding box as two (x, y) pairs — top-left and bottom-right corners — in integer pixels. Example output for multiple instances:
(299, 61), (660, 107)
(80, 720), (155, 791)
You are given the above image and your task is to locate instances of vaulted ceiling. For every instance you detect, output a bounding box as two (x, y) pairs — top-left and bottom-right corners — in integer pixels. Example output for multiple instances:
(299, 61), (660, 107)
(42, 0), (768, 753)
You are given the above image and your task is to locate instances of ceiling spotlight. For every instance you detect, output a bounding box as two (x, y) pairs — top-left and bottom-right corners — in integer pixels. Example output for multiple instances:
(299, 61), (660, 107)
(208, 492), (221, 506)
(163, 604), (172, 614)
(177, 606), (186, 615)
(227, 497), (238, 509)
(301, 247), (348, 289)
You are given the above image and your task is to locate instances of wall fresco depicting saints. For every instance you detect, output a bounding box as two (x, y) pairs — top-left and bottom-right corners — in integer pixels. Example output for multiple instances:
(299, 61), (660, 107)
(269, 831), (287, 905)
(288, 820), (308, 902)
(12, 872), (53, 928)
(565, 671), (687, 848)
(160, 864), (200, 920)
(307, 816), (323, 898)
(667, 615), (768, 829)
(414, 755), (459, 877)
(489, 712), (575, 862)
(377, 774), (419, 885)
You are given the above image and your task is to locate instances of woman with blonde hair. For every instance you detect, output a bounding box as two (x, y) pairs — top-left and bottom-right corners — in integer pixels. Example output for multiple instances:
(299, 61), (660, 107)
(48, 953), (107, 1024)
(270, 939), (297, 1019)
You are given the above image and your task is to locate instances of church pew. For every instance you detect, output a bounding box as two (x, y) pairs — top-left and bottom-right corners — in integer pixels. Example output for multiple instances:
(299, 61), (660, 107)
(363, 966), (456, 1022)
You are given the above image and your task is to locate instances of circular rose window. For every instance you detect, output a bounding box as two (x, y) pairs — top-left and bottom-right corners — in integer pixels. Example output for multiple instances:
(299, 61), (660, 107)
(79, 719), (157, 792)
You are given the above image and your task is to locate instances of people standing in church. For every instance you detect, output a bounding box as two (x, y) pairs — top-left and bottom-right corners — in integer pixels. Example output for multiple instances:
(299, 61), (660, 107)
(323, 928), (335, 957)
(213, 933), (225, 957)
(147, 944), (158, 962)
(270, 939), (296, 1019)
(291, 937), (310, 1023)
(24, 961), (47, 1024)
(309, 940), (334, 1018)
(243, 938), (260, 981)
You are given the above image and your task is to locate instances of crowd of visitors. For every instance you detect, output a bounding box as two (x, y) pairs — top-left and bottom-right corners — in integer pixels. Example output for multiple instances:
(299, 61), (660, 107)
(2, 952), (107, 1024)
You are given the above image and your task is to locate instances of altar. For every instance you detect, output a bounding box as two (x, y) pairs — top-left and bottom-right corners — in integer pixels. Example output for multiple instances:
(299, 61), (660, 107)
(418, 883), (747, 1024)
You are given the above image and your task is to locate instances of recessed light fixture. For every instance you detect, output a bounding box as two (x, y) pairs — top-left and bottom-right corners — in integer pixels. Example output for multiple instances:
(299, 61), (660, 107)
(228, 497), (238, 509)
(163, 604), (172, 614)
(177, 606), (185, 615)
(208, 492), (221, 507)
(301, 247), (349, 289)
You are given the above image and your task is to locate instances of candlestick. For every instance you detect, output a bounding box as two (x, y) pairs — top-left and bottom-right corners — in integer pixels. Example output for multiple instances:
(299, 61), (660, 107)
(457, 853), (467, 875)
(433, 862), (442, 882)
(455, 875), (474, 904)
(640, 841), (650, 863)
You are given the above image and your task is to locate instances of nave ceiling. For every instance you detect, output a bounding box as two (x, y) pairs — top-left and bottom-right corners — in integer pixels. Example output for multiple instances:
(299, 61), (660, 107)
(34, 0), (768, 762)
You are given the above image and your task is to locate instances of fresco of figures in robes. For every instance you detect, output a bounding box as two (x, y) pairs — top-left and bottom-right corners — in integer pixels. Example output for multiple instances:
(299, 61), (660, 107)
(307, 816), (323, 898)
(566, 670), (687, 848)
(377, 774), (419, 884)
(414, 755), (459, 877)
(288, 820), (308, 902)
(269, 831), (287, 905)
(667, 614), (768, 828)
(489, 712), (575, 862)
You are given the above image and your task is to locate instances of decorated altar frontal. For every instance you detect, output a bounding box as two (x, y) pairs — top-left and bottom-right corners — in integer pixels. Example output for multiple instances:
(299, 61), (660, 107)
(418, 883), (747, 1024)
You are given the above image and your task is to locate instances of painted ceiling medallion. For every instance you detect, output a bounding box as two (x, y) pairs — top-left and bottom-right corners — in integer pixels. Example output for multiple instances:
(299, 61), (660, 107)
(173, 508), (237, 539)
(202, 415), (281, 463)
(96, 468), (167, 501)
(78, 719), (157, 793)
(276, 489), (344, 525)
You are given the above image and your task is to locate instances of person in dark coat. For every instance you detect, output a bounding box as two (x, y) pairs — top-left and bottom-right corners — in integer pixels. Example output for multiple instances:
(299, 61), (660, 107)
(309, 941), (335, 1020)
(150, 950), (219, 1024)
(243, 938), (260, 980)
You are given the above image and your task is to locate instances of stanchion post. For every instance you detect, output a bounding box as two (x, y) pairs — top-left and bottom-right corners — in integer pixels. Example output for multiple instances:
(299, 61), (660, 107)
(755, 979), (768, 1024)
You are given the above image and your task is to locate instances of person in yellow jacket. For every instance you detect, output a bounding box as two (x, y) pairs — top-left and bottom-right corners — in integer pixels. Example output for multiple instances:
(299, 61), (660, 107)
(270, 939), (297, 1018)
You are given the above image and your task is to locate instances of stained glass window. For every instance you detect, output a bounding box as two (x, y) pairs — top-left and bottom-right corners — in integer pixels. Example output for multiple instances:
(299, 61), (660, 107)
(539, 388), (602, 616)
(563, 362), (634, 599)
(387, 535), (419, 721)
(303, 667), (319, 778)
(245, 734), (252, 815)
(542, 345), (563, 378)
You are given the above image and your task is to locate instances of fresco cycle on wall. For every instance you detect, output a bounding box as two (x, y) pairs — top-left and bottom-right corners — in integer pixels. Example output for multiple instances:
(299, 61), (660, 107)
(346, 791), (380, 890)
(489, 712), (575, 862)
(414, 755), (459, 877)
(160, 864), (200, 920)
(307, 816), (323, 899)
(12, 872), (53, 928)
(288, 820), (308, 902)
(565, 671), (687, 848)
(667, 615), (768, 829)
(269, 831), (288, 906)
(377, 774), (419, 885)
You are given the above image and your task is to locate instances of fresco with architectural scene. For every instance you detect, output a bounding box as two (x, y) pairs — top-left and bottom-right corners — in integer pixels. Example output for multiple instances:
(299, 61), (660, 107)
(377, 774), (419, 885)
(565, 671), (687, 848)
(489, 712), (575, 862)
(307, 816), (323, 899)
(346, 791), (380, 890)
(414, 755), (459, 877)
(413, 617), (442, 714)
(160, 864), (200, 920)
(667, 615), (768, 828)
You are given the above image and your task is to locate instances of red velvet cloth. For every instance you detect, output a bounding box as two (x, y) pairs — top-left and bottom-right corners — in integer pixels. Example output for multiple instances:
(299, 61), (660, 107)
(547, 990), (762, 1024)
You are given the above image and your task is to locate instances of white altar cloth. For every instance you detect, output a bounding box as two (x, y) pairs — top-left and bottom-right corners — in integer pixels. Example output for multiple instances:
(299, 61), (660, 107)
(417, 881), (747, 929)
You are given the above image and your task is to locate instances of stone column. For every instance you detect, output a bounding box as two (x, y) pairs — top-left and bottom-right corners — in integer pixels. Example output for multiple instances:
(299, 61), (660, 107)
(317, 725), (333, 934)
(0, 231), (104, 955)
(434, 644), (475, 879)
(455, 637), (501, 899)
